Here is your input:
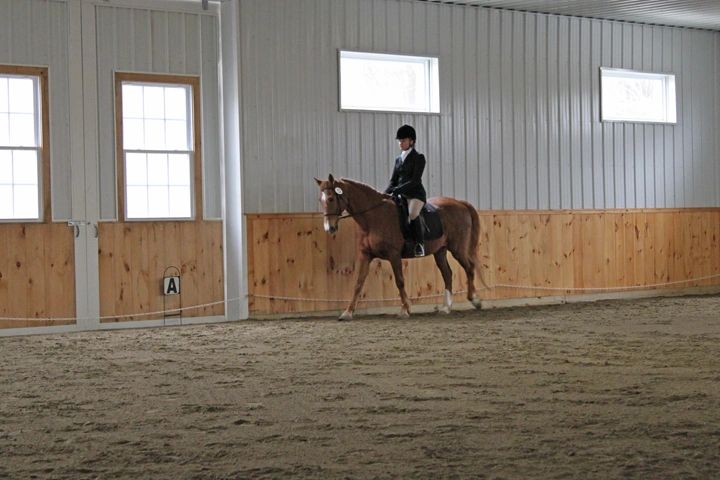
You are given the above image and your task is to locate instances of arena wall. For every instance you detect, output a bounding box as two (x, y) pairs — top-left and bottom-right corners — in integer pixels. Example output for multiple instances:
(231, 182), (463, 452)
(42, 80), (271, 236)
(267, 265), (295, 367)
(236, 0), (720, 316)
(246, 209), (720, 316)
(238, 0), (720, 213)
(2, 0), (720, 331)
(0, 0), (226, 332)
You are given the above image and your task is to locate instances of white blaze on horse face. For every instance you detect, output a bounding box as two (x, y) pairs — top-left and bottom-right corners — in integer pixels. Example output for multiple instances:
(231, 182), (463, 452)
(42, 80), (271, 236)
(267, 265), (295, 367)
(321, 191), (330, 232)
(320, 190), (340, 233)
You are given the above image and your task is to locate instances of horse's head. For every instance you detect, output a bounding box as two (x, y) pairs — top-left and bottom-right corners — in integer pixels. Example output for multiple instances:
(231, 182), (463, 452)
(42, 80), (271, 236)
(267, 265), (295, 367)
(314, 174), (347, 234)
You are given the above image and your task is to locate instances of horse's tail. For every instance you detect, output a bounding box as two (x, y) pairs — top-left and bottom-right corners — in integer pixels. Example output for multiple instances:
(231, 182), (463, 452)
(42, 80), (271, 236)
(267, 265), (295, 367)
(462, 201), (490, 291)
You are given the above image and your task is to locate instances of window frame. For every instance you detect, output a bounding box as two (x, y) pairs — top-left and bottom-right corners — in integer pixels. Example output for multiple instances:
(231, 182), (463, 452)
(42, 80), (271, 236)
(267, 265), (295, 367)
(600, 67), (677, 124)
(114, 72), (202, 222)
(338, 49), (441, 114)
(0, 64), (51, 223)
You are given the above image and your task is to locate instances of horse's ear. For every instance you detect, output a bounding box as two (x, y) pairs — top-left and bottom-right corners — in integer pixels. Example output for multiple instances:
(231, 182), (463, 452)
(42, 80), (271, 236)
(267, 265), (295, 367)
(314, 177), (322, 186)
(328, 173), (335, 184)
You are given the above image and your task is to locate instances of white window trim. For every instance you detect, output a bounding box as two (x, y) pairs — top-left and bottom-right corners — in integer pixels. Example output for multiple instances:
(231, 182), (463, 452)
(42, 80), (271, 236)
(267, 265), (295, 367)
(338, 50), (440, 114)
(0, 67), (49, 223)
(600, 67), (677, 125)
(114, 72), (202, 222)
(122, 150), (196, 221)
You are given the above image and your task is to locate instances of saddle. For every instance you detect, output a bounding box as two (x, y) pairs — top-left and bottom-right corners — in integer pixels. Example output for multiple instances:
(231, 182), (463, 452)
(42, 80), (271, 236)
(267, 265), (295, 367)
(392, 195), (444, 257)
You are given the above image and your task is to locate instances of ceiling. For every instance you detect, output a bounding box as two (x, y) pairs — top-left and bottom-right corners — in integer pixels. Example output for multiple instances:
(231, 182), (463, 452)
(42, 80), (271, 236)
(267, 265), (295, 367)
(421, 0), (720, 31)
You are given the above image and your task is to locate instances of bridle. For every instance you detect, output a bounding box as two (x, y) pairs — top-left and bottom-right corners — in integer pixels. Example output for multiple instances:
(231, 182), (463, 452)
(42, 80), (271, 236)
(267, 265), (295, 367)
(321, 187), (387, 222)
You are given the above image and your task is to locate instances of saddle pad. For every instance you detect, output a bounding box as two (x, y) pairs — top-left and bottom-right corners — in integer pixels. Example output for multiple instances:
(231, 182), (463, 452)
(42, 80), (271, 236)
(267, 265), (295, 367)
(421, 202), (444, 241)
(394, 196), (444, 242)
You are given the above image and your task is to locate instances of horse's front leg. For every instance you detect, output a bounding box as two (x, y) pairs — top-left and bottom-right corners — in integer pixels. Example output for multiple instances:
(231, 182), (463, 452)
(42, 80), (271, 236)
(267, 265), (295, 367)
(339, 253), (371, 321)
(433, 248), (453, 314)
(389, 255), (411, 317)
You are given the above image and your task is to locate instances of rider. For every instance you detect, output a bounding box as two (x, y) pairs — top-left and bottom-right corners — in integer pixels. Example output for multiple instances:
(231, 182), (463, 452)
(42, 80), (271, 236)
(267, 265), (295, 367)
(384, 124), (427, 257)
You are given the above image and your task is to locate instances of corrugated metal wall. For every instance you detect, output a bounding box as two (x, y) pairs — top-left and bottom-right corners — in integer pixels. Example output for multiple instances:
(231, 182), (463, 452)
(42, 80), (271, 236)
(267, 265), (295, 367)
(94, 4), (222, 219)
(238, 0), (720, 213)
(3, 0), (719, 217)
(0, 0), (73, 220)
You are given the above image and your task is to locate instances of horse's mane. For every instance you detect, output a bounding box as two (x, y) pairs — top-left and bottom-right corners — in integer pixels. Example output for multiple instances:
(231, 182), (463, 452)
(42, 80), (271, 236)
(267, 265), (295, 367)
(339, 177), (385, 198)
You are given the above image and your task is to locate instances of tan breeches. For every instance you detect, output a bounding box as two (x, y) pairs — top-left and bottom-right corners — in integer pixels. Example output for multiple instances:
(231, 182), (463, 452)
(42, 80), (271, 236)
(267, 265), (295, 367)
(407, 198), (425, 221)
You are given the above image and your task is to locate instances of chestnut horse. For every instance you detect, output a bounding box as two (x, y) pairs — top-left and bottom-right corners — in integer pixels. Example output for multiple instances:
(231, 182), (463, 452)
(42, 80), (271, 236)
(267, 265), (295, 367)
(315, 174), (486, 320)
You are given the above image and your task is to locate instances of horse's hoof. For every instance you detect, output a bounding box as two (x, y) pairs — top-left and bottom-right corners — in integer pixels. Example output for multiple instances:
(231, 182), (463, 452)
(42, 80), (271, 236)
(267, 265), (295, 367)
(338, 310), (353, 321)
(398, 309), (410, 318)
(471, 296), (482, 309)
(440, 305), (451, 315)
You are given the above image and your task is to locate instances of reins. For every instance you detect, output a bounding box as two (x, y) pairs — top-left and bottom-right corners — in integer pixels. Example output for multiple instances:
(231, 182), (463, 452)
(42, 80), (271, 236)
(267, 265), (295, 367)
(322, 188), (388, 222)
(335, 199), (387, 221)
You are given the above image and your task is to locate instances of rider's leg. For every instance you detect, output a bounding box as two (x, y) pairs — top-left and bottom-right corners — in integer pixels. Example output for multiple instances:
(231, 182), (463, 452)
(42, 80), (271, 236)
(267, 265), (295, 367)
(407, 198), (424, 222)
(407, 198), (425, 257)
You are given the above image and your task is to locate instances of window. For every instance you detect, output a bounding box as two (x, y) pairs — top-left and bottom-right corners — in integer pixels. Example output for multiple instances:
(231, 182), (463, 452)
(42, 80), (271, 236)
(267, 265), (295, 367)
(339, 50), (440, 113)
(600, 68), (677, 123)
(0, 66), (49, 222)
(115, 73), (201, 221)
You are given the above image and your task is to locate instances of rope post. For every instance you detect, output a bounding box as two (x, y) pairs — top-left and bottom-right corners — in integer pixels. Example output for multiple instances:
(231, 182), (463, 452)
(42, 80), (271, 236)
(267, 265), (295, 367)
(162, 266), (182, 325)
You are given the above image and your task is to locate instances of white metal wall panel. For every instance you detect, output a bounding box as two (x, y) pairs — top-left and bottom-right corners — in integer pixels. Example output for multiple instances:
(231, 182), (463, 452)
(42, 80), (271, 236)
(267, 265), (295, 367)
(717, 33), (720, 206)
(201, 14), (221, 218)
(93, 4), (222, 220)
(238, 0), (720, 213)
(0, 0), (73, 220)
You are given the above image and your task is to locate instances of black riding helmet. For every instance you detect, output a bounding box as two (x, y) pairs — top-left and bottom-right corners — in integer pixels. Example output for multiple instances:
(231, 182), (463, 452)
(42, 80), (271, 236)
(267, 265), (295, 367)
(395, 124), (416, 141)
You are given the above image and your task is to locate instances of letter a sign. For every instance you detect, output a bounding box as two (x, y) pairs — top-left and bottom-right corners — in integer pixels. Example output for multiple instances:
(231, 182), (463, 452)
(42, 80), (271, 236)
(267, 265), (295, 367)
(163, 276), (181, 295)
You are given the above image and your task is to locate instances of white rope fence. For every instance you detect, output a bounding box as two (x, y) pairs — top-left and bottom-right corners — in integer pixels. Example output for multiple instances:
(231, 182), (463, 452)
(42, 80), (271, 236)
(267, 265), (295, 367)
(0, 298), (228, 324)
(493, 272), (720, 292)
(4, 272), (720, 324)
(250, 272), (720, 302)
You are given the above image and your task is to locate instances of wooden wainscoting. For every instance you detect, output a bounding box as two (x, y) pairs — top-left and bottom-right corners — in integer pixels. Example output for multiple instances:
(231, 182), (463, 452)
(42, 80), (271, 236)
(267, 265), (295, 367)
(246, 209), (720, 316)
(478, 209), (720, 300)
(0, 223), (75, 328)
(98, 221), (224, 323)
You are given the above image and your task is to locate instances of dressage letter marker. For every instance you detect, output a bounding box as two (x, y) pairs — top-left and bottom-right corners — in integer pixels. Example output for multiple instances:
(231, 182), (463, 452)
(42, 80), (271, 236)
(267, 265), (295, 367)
(163, 276), (181, 295)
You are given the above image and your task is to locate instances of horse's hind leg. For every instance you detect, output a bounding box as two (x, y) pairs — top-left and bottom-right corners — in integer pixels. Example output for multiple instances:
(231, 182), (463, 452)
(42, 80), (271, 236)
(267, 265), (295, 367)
(450, 250), (482, 309)
(389, 255), (411, 317)
(339, 253), (371, 321)
(433, 248), (453, 314)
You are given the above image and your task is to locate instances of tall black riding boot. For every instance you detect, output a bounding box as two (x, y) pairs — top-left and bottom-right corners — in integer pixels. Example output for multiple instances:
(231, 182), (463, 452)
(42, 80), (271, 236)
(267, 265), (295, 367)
(411, 218), (425, 257)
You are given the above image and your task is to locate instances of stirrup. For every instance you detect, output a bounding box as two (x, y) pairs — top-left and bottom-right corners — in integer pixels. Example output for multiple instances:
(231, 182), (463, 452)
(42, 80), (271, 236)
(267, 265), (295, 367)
(414, 243), (425, 257)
